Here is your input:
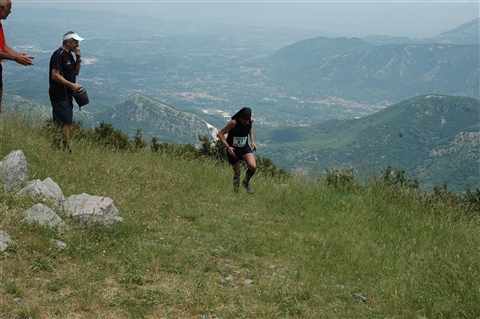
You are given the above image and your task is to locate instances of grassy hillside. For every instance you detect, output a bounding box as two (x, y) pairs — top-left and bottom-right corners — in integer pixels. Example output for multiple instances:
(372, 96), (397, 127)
(1, 115), (479, 318)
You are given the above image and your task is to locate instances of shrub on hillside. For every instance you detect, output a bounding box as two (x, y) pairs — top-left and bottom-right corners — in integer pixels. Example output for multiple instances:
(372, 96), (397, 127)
(255, 156), (291, 180)
(382, 166), (419, 190)
(133, 128), (148, 150)
(91, 122), (131, 150)
(462, 187), (480, 213)
(197, 135), (225, 162)
(323, 168), (358, 190)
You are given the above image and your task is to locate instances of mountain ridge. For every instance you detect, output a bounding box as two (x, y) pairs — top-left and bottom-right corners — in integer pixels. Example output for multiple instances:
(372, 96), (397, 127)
(84, 94), (218, 144)
(264, 41), (479, 105)
(362, 18), (479, 45)
(426, 17), (480, 45)
(259, 95), (480, 192)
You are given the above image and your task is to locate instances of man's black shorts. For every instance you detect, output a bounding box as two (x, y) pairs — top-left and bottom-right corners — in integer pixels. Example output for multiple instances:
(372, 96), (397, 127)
(50, 96), (74, 125)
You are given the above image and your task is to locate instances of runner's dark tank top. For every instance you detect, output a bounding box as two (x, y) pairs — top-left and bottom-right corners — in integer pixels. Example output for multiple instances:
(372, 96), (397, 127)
(226, 121), (251, 149)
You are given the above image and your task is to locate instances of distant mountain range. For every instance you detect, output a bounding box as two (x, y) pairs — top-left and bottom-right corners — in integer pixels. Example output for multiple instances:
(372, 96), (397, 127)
(3, 10), (479, 126)
(263, 37), (479, 105)
(258, 95), (480, 192)
(363, 18), (479, 45)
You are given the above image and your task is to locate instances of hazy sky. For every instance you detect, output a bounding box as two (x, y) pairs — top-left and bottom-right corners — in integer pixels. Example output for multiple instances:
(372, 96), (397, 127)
(15, 0), (479, 38)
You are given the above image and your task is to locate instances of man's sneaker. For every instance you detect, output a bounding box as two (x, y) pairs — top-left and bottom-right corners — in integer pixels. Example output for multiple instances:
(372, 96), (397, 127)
(233, 178), (240, 193)
(243, 181), (254, 194)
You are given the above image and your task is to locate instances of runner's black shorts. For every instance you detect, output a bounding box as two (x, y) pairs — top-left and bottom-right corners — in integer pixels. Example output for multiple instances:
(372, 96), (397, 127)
(227, 146), (253, 165)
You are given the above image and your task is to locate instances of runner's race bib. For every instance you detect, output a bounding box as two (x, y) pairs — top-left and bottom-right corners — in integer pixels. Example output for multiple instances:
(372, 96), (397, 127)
(233, 136), (247, 147)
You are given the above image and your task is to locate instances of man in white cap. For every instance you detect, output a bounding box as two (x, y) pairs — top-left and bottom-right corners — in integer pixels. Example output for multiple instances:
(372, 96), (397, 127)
(0, 0), (34, 113)
(49, 31), (84, 154)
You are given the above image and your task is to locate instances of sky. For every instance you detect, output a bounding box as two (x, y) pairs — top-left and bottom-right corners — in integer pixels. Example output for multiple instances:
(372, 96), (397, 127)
(14, 0), (480, 38)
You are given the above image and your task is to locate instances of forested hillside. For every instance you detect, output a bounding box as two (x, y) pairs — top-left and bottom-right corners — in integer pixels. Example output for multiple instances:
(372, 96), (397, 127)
(259, 95), (480, 192)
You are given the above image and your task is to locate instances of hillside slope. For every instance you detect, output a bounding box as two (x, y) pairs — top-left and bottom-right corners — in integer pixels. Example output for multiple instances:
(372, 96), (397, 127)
(90, 94), (218, 144)
(1, 115), (479, 318)
(259, 95), (480, 192)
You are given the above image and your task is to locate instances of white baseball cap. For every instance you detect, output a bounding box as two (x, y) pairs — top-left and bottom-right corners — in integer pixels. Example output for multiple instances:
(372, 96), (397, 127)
(63, 32), (84, 42)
